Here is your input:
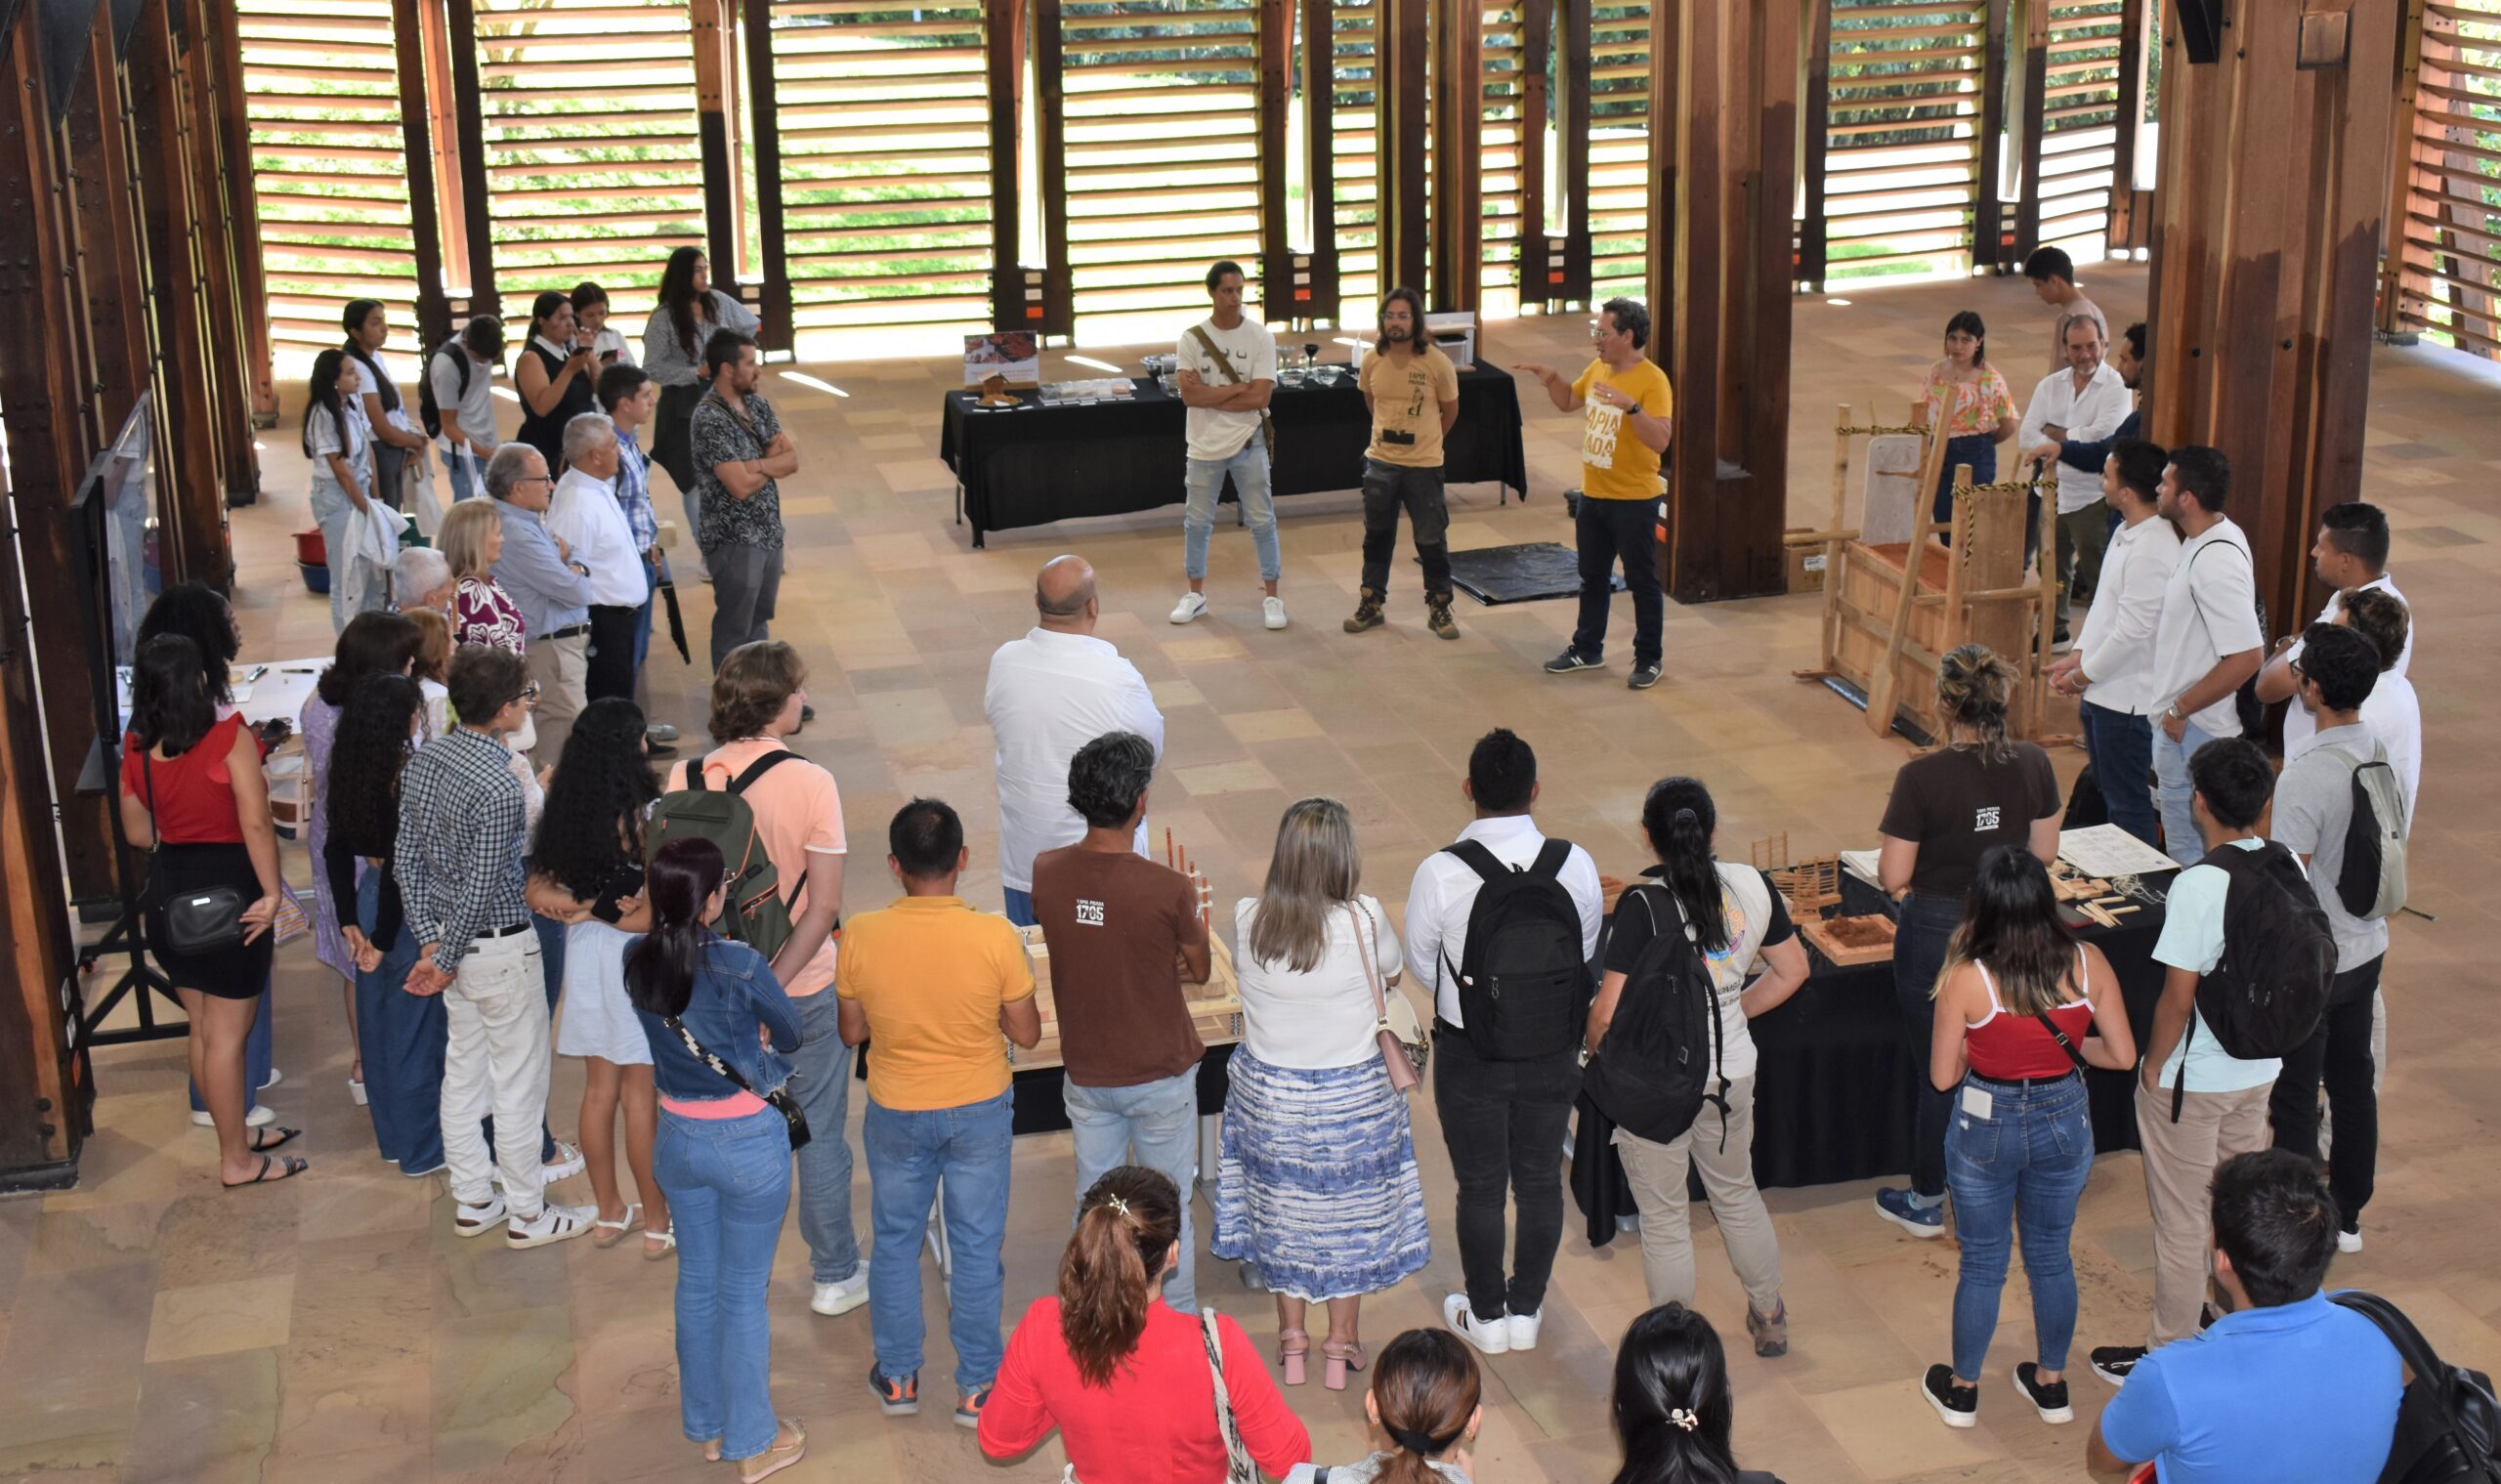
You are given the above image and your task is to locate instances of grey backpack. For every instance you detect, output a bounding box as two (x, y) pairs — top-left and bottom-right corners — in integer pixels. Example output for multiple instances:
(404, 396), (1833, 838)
(2324, 742), (2407, 921)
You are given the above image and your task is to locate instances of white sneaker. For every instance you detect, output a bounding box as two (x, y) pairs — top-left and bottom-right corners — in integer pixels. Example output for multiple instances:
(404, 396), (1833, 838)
(1506, 1310), (1543, 1351)
(1443, 1293), (1510, 1355)
(192, 1105), (276, 1129)
(1262, 596), (1288, 630)
(507, 1202), (597, 1249)
(454, 1196), (508, 1237)
(348, 1079), (367, 1106)
(646, 722), (680, 743)
(1169, 591), (1208, 624)
(542, 1140), (586, 1184)
(260, 1069), (283, 1090)
(2337, 1226), (2363, 1253)
(811, 1262), (871, 1317)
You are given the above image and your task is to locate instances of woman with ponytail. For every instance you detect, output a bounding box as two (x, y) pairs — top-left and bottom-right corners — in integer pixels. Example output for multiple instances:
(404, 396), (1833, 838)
(1607, 1303), (1786, 1484)
(1872, 643), (2062, 1241)
(981, 1166), (1311, 1483)
(341, 298), (430, 509)
(1301, 1329), (1482, 1483)
(1919, 843), (2133, 1431)
(1586, 779), (1808, 1356)
(627, 836), (806, 1481)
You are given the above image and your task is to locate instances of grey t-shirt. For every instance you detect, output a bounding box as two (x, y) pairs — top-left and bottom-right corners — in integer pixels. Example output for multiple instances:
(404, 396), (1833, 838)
(2272, 721), (2390, 972)
(428, 347), (498, 453)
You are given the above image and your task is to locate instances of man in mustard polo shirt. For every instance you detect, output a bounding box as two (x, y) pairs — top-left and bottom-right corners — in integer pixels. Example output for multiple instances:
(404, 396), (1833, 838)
(1518, 297), (1674, 689)
(838, 797), (1042, 1427)
(1347, 284), (1463, 639)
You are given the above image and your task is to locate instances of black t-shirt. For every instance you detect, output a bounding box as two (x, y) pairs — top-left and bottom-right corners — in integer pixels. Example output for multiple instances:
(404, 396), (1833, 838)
(1603, 866), (1796, 977)
(1878, 742), (2061, 897)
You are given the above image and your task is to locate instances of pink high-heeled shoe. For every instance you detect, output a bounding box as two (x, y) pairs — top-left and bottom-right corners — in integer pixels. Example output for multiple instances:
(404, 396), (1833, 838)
(1322, 1338), (1368, 1392)
(1278, 1328), (1311, 1386)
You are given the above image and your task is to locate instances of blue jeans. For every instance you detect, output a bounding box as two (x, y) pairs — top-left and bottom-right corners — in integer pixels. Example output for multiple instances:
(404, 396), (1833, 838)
(1930, 434), (1999, 525)
(657, 1106), (791, 1462)
(443, 442), (489, 502)
(354, 869), (443, 1170)
(1000, 887), (1034, 928)
(309, 476), (380, 635)
(1946, 1071), (2094, 1381)
(190, 976), (270, 1116)
(1064, 1070), (1200, 1312)
(866, 1089), (1014, 1392)
(1892, 891), (1968, 1200)
(1182, 443), (1281, 583)
(791, 992), (862, 1284)
(2080, 700), (2159, 847)
(2151, 715), (2221, 868)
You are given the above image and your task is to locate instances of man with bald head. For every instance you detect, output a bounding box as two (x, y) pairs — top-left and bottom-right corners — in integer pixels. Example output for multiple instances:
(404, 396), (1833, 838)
(985, 555), (1166, 925)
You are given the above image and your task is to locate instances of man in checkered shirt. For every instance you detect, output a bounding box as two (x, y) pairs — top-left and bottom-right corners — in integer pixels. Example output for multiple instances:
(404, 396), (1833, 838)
(397, 644), (594, 1250)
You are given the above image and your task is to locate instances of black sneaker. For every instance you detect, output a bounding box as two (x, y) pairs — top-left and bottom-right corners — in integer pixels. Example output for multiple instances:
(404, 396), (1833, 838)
(2090, 1344), (2145, 1387)
(1923, 1363), (1977, 1429)
(1628, 663), (1662, 691)
(2013, 1361), (2073, 1422)
(869, 1366), (919, 1416)
(1544, 648), (1604, 674)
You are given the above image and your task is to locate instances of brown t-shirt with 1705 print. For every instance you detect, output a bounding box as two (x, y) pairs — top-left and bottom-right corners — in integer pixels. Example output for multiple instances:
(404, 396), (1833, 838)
(1032, 847), (1210, 1088)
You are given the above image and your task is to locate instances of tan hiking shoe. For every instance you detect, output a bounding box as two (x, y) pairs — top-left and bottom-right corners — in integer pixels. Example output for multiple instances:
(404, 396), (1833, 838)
(1425, 590), (1460, 640)
(1343, 587), (1385, 633)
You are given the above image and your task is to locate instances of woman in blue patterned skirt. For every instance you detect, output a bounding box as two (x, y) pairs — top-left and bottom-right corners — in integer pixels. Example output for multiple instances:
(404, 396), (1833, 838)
(1213, 797), (1431, 1395)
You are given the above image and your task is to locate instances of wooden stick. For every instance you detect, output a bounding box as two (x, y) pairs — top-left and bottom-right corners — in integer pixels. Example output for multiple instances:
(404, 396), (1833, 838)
(1818, 402), (1852, 672)
(1865, 441), (1955, 740)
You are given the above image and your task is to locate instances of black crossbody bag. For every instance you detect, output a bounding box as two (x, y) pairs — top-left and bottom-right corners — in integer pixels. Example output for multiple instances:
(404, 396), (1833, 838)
(142, 750), (249, 954)
(663, 1015), (812, 1149)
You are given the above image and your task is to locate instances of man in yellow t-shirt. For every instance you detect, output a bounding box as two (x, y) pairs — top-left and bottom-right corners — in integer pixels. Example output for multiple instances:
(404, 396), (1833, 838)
(837, 797), (1040, 1421)
(1348, 285), (1464, 639)
(1518, 297), (1674, 689)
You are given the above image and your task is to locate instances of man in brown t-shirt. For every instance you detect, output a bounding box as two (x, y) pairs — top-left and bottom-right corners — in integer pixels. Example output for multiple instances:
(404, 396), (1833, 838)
(1347, 285), (1463, 640)
(1031, 730), (1212, 1310)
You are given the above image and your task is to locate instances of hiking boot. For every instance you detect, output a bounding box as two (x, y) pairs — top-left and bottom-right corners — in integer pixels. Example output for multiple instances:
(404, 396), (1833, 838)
(1344, 587), (1385, 633)
(1746, 1301), (1790, 1358)
(1424, 590), (1460, 640)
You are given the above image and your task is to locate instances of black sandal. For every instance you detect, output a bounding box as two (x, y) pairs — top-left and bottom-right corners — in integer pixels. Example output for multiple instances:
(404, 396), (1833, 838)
(247, 1125), (302, 1154)
(222, 1154), (308, 1189)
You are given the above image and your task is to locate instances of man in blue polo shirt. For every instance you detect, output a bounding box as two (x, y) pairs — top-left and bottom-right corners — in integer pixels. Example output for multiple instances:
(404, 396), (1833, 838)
(2087, 1149), (2399, 1482)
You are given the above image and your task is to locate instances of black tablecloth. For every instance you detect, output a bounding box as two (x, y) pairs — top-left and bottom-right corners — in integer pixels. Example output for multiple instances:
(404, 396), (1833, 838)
(1007, 1045), (1236, 1137)
(1571, 869), (2174, 1240)
(937, 361), (1532, 545)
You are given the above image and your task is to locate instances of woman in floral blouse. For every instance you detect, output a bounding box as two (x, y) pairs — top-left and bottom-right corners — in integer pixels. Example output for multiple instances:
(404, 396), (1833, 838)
(438, 498), (535, 753)
(1918, 311), (2019, 528)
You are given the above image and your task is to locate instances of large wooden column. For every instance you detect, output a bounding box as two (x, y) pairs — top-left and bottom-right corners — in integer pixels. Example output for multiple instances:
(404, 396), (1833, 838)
(2105, 0), (2156, 253)
(2144, 0), (2402, 633)
(1645, 0), (1799, 604)
(1376, 0), (1429, 295)
(1426, 0), (1483, 312)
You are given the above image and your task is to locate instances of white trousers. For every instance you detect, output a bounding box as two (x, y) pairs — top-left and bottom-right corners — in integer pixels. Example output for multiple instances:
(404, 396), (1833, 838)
(438, 930), (552, 1216)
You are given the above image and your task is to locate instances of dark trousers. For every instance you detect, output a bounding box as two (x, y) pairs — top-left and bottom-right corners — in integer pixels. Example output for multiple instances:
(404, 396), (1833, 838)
(705, 540), (783, 670)
(1431, 1025), (1581, 1322)
(1358, 459), (1452, 595)
(1571, 494), (1663, 667)
(1929, 435), (1999, 525)
(585, 604), (641, 702)
(1893, 890), (1967, 1200)
(2079, 700), (2159, 847)
(2269, 954), (2383, 1227)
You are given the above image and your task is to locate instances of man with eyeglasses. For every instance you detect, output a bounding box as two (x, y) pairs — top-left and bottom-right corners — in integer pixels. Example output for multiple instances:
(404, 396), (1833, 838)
(484, 442), (596, 762)
(398, 644), (595, 1250)
(1516, 298), (1674, 690)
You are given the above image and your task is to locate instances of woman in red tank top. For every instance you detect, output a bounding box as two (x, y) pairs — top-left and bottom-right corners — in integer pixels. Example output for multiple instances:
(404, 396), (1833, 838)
(1919, 846), (2136, 1434)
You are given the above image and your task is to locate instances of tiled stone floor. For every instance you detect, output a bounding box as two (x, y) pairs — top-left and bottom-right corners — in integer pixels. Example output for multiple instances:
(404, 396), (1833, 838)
(9, 263), (2497, 1483)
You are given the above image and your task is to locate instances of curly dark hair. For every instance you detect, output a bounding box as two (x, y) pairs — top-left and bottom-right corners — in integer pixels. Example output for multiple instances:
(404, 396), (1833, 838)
(137, 582), (240, 708)
(323, 673), (425, 848)
(529, 697), (657, 902)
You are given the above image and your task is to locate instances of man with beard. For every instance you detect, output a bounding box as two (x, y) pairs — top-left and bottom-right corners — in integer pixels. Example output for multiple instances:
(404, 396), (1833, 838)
(1346, 286), (1462, 639)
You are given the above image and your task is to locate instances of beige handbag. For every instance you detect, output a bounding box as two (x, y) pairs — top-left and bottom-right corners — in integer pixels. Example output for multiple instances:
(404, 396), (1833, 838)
(1352, 900), (1427, 1090)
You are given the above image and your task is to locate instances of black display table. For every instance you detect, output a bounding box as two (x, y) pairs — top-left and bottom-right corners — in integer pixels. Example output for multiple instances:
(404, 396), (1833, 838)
(937, 360), (1532, 546)
(1572, 869), (2174, 1239)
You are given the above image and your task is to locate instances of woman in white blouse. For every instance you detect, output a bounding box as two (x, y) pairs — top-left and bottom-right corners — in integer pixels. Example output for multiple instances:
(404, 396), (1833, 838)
(1212, 797), (1432, 1394)
(304, 348), (385, 635)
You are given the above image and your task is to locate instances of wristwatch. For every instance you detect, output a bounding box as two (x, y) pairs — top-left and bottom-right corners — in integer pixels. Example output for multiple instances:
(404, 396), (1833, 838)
(2163, 703), (2183, 723)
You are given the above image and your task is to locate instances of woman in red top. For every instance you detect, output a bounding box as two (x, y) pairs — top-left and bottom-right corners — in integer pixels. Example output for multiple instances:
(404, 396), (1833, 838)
(980, 1166), (1310, 1482)
(118, 635), (300, 1188)
(1922, 846), (2135, 1433)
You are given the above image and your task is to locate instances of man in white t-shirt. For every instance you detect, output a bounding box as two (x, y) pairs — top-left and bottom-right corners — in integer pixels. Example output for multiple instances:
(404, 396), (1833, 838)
(431, 316), (505, 502)
(2254, 501), (2412, 758)
(1170, 261), (1286, 631)
(2145, 446), (2266, 867)
(2090, 737), (2283, 1387)
(2048, 438), (2181, 846)
(2017, 315), (2133, 640)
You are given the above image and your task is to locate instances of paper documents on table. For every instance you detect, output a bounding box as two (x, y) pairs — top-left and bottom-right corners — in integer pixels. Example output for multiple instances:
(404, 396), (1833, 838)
(1841, 849), (1885, 888)
(2057, 824), (2180, 879)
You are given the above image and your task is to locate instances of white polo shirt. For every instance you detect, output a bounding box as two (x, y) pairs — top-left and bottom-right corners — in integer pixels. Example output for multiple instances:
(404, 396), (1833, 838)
(984, 627), (1166, 893)
(544, 466), (647, 609)
(2075, 512), (2183, 717)
(2149, 517), (2265, 738)
(1402, 813), (1605, 1028)
(2017, 360), (2133, 514)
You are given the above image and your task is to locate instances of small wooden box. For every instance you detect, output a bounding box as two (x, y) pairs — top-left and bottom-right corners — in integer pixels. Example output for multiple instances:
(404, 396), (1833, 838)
(1004, 919), (1243, 1074)
(1802, 913), (1898, 966)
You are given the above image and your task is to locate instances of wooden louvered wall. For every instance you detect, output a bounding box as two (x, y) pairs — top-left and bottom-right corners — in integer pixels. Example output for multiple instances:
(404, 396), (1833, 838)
(2032, 0), (2124, 253)
(2385, 0), (2501, 360)
(1818, 0), (1991, 282)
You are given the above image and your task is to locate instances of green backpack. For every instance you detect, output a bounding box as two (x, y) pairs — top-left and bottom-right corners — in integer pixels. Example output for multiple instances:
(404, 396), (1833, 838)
(644, 750), (805, 961)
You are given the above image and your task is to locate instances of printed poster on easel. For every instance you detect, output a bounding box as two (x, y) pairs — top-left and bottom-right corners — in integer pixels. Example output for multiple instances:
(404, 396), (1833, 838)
(964, 331), (1040, 389)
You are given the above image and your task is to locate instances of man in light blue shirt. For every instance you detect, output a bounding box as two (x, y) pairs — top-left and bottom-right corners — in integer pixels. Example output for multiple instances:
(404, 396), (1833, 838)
(2091, 737), (2284, 1384)
(485, 443), (594, 761)
(2088, 1150), (2399, 1484)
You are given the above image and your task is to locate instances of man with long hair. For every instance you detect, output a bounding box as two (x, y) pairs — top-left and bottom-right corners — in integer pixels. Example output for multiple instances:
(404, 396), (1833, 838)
(1346, 286), (1462, 639)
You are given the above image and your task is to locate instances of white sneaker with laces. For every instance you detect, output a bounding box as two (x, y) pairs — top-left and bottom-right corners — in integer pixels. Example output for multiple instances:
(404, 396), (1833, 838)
(1506, 1310), (1543, 1351)
(1169, 591), (1208, 624)
(193, 1105), (277, 1129)
(508, 1202), (597, 1249)
(1262, 596), (1288, 630)
(2337, 1226), (2363, 1253)
(1443, 1293), (1510, 1355)
(812, 1261), (871, 1317)
(454, 1196), (508, 1237)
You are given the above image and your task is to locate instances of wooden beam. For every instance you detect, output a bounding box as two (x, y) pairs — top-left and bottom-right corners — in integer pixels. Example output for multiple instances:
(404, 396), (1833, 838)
(1377, 0), (1428, 296)
(201, 0), (274, 423)
(1300, 0), (1340, 321)
(2107, 0), (2153, 252)
(416, 0), (474, 307)
(1556, 0), (1592, 302)
(177, 0), (263, 507)
(1427, 0), (1484, 312)
(692, 0), (739, 288)
(742, 0), (791, 351)
(68, 11), (150, 439)
(1974, 0), (2013, 272)
(987, 0), (1026, 329)
(1801, 0), (1832, 286)
(391, 0), (452, 347)
(1029, 0), (1071, 334)
(2145, 0), (2403, 646)
(1256, 0), (1292, 319)
(2011, 0), (2050, 263)
(443, 0), (497, 316)
(1516, 0), (1553, 300)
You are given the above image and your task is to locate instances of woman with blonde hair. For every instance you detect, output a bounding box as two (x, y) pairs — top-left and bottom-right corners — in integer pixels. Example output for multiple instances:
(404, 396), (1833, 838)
(438, 498), (534, 753)
(1871, 644), (2062, 1239)
(1212, 797), (1430, 1391)
(981, 1166), (1310, 1482)
(405, 606), (455, 740)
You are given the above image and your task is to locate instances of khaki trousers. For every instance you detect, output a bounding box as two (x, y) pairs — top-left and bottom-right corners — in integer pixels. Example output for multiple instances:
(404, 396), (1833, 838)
(2136, 1078), (2272, 1347)
(524, 630), (589, 765)
(1611, 1074), (1783, 1317)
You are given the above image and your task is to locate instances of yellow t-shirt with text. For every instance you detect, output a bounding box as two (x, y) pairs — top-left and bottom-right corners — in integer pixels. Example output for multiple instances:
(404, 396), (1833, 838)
(1359, 344), (1462, 468)
(1570, 358), (1674, 499)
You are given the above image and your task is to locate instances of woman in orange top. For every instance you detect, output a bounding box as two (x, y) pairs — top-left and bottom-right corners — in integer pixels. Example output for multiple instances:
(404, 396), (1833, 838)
(1918, 311), (2019, 527)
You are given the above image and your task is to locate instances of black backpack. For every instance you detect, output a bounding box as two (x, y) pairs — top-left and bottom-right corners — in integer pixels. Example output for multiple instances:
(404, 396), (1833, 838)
(417, 338), (470, 439)
(1583, 885), (1730, 1148)
(2329, 1291), (2501, 1484)
(2166, 840), (2335, 1121)
(1438, 837), (1589, 1061)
